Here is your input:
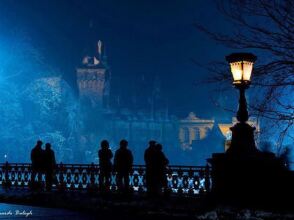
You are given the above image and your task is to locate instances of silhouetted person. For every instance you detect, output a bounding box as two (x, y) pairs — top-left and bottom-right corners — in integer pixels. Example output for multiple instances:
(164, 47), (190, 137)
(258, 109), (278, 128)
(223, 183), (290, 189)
(114, 139), (133, 193)
(155, 143), (169, 192)
(44, 143), (56, 191)
(98, 140), (113, 191)
(31, 140), (44, 189)
(144, 140), (157, 196)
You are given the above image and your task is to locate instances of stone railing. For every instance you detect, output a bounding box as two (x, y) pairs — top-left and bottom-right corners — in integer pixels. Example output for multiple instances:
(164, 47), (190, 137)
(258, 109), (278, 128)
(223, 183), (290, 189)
(0, 162), (211, 195)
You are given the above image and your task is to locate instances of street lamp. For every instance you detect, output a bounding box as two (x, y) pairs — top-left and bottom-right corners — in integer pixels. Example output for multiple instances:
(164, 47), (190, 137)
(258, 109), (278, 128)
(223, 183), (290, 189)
(208, 53), (286, 203)
(226, 53), (256, 123)
(225, 53), (258, 155)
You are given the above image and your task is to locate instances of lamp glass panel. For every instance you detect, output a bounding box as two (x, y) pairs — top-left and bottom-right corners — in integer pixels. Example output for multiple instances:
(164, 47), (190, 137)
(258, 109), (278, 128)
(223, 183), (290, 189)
(243, 61), (253, 81)
(230, 61), (242, 81)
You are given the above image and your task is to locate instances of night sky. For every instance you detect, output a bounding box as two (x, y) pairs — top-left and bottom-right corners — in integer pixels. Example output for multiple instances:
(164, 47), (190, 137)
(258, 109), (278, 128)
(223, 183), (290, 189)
(0, 0), (235, 120)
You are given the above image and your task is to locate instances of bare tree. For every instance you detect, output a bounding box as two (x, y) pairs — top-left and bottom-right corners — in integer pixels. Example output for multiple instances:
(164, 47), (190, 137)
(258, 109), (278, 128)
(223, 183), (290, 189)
(195, 0), (294, 149)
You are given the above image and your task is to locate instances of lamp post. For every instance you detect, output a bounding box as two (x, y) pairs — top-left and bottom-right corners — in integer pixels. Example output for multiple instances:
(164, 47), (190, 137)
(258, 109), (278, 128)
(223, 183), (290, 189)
(225, 53), (258, 155)
(209, 53), (287, 203)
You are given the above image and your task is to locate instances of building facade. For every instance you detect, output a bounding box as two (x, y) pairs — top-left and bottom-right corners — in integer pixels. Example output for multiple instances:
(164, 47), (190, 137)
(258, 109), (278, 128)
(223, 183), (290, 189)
(76, 41), (259, 165)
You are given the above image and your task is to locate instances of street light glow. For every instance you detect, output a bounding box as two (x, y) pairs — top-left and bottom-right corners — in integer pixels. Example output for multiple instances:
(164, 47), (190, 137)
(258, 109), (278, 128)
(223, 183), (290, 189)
(226, 53), (257, 86)
(229, 61), (254, 83)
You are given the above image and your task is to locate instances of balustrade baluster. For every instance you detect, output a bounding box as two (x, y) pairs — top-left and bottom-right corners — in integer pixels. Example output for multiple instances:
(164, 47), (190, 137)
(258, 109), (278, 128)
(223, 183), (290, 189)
(0, 163), (211, 195)
(3, 162), (11, 189)
(88, 163), (97, 192)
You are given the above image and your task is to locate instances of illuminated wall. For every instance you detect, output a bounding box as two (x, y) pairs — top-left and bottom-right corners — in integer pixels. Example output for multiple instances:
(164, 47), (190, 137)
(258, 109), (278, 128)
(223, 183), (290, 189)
(179, 112), (260, 152)
(178, 112), (214, 150)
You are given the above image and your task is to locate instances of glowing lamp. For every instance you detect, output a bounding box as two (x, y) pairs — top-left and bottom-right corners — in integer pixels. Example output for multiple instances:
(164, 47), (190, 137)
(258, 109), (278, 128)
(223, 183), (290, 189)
(226, 53), (256, 87)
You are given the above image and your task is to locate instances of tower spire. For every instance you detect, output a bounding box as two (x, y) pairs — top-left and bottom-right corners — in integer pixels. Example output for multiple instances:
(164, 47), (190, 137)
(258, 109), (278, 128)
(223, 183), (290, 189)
(97, 40), (102, 57)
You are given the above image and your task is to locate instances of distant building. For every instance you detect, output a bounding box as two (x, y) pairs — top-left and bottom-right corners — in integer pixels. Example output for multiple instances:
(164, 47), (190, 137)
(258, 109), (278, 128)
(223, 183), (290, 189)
(77, 40), (110, 109)
(75, 41), (259, 165)
(76, 41), (178, 163)
(178, 112), (259, 164)
(179, 112), (215, 150)
(190, 122), (225, 165)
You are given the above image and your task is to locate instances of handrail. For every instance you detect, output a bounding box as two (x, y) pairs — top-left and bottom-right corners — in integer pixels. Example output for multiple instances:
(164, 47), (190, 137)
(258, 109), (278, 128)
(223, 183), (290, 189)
(0, 162), (211, 195)
(0, 163), (209, 169)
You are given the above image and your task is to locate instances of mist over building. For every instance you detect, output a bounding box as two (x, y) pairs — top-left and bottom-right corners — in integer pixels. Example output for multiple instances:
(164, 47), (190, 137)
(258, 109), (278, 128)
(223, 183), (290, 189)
(72, 41), (259, 165)
(0, 34), (259, 165)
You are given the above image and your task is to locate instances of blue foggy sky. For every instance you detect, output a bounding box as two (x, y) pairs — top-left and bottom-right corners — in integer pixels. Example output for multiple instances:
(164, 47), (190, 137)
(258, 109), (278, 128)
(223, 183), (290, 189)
(0, 0), (235, 119)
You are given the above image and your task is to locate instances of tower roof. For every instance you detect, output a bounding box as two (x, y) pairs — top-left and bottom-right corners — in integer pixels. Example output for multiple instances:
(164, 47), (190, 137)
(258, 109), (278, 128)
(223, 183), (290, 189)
(208, 122), (225, 140)
(79, 40), (108, 69)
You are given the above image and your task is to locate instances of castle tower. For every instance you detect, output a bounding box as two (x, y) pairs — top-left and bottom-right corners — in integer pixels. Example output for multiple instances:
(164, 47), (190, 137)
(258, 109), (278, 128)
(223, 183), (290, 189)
(76, 40), (110, 109)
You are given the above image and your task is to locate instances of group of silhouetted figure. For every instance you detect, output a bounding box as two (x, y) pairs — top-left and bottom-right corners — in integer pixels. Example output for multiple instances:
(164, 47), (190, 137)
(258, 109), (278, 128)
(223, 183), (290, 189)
(30, 139), (169, 196)
(31, 140), (56, 191)
(98, 139), (169, 196)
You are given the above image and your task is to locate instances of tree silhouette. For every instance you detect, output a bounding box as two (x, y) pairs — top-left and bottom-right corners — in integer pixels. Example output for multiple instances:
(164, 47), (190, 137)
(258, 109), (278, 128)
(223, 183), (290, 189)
(195, 0), (294, 147)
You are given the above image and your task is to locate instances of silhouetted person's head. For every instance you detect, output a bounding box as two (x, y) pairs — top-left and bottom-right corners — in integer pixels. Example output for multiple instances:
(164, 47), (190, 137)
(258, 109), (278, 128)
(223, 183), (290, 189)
(120, 139), (128, 149)
(101, 140), (109, 150)
(149, 140), (156, 148)
(36, 140), (43, 148)
(45, 143), (51, 150)
(156, 143), (163, 151)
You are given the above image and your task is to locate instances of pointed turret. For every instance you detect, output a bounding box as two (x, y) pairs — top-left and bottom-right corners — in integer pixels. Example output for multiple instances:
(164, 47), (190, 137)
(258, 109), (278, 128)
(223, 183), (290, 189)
(76, 40), (111, 109)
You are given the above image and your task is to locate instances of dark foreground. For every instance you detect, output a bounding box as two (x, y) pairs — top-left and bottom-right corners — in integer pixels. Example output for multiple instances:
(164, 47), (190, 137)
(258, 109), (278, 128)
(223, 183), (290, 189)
(0, 190), (294, 219)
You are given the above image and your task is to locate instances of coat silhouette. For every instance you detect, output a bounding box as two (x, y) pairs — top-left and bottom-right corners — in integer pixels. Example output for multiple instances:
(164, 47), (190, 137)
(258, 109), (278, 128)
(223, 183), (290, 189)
(144, 141), (169, 196)
(155, 143), (169, 189)
(144, 140), (158, 196)
(114, 139), (133, 192)
(44, 143), (56, 191)
(31, 140), (44, 187)
(98, 140), (113, 191)
(31, 140), (44, 172)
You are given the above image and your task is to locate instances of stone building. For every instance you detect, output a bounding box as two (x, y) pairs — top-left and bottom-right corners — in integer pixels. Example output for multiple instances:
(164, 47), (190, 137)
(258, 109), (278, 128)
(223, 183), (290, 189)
(178, 112), (215, 150)
(76, 41), (259, 165)
(77, 40), (110, 109)
(76, 41), (178, 163)
(178, 112), (260, 164)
